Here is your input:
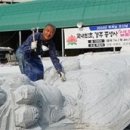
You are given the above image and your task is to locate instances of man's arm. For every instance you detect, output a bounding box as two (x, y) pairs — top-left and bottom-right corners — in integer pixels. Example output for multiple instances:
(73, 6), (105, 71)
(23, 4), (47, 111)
(19, 33), (40, 53)
(49, 41), (66, 81)
(49, 41), (63, 72)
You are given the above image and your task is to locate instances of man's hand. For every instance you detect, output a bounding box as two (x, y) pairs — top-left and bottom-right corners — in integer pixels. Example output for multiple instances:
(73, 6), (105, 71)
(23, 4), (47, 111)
(59, 72), (66, 81)
(42, 45), (49, 51)
(31, 41), (37, 50)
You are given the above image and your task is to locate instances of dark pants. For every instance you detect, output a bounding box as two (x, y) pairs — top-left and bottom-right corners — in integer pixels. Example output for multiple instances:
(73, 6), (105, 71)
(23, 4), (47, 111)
(16, 49), (44, 81)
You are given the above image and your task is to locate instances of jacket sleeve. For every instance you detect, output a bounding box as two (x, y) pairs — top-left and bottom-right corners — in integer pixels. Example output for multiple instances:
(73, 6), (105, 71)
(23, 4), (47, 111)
(19, 33), (40, 53)
(49, 42), (63, 73)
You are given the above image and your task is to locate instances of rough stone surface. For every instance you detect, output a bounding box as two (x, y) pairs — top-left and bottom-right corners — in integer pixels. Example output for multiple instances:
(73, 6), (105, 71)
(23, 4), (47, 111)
(0, 52), (130, 130)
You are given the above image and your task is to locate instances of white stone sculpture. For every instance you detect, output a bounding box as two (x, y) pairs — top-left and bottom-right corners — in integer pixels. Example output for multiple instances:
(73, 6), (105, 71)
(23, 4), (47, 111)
(0, 52), (130, 130)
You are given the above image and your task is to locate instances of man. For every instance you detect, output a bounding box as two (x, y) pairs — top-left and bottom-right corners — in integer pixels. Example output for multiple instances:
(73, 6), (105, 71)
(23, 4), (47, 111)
(16, 24), (65, 81)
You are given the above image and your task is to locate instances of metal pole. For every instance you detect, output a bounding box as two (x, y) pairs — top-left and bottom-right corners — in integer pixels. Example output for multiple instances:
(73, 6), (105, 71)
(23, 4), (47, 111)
(61, 28), (64, 57)
(18, 31), (21, 46)
(113, 47), (115, 53)
(31, 28), (35, 41)
(36, 27), (39, 33)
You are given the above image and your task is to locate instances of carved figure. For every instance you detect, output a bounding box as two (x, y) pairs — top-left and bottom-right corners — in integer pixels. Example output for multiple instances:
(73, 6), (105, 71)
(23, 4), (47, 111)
(0, 53), (130, 130)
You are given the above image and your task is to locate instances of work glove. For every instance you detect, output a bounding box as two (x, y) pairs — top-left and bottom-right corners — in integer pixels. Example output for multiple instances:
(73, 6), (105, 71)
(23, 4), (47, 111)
(59, 72), (66, 81)
(42, 45), (49, 51)
(31, 41), (37, 50)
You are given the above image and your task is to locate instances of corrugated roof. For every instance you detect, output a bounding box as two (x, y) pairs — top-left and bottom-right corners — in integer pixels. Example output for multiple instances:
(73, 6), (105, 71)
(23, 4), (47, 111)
(0, 0), (130, 32)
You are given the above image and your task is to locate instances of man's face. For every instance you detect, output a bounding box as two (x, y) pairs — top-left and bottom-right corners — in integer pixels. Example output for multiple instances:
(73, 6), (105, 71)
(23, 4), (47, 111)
(42, 26), (55, 41)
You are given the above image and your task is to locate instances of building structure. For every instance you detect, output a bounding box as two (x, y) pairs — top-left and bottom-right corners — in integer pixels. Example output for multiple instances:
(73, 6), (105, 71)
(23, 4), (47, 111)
(0, 0), (129, 59)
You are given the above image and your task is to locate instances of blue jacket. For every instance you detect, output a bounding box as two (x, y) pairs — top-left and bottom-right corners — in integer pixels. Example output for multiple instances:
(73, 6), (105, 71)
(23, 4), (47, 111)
(16, 32), (63, 81)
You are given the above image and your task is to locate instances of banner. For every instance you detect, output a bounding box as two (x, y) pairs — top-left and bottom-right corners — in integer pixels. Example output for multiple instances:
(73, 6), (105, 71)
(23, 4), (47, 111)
(64, 23), (130, 49)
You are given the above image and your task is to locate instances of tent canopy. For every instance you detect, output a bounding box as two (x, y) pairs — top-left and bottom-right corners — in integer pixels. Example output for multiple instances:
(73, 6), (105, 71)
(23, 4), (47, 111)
(0, 0), (130, 32)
